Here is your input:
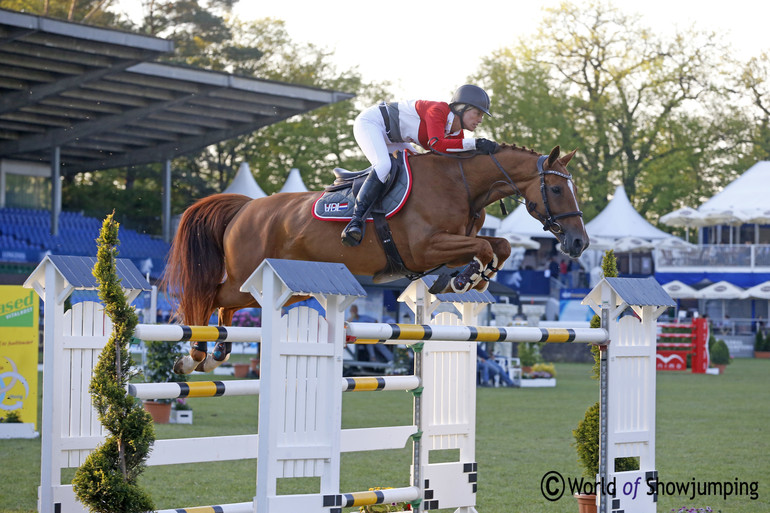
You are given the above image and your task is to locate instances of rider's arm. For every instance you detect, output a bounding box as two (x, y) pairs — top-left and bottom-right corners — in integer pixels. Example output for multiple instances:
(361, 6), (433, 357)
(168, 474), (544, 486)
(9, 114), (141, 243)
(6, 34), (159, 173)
(416, 101), (476, 153)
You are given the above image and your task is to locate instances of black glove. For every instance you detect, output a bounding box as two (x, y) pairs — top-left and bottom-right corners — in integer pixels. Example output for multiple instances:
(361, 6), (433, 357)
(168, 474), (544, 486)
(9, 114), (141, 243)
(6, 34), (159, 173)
(475, 138), (499, 154)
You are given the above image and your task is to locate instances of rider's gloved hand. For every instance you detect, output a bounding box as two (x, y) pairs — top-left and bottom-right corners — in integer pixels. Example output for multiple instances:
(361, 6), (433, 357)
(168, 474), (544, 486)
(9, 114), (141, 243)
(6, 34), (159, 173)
(475, 138), (499, 154)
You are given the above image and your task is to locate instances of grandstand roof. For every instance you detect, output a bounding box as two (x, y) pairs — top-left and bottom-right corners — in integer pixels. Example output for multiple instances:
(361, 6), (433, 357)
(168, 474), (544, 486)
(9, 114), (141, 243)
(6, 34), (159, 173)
(0, 9), (354, 173)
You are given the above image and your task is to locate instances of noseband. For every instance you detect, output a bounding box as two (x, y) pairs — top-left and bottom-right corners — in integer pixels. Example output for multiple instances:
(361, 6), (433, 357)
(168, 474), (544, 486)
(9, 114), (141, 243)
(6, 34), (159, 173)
(527, 155), (583, 235)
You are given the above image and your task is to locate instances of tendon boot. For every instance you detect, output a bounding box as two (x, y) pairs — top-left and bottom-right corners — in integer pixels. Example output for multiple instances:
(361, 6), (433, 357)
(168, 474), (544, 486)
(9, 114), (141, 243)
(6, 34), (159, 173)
(341, 171), (386, 247)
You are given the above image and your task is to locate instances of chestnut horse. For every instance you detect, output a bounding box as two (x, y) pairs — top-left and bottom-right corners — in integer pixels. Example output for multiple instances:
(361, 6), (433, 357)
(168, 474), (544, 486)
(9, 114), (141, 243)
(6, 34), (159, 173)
(163, 144), (589, 373)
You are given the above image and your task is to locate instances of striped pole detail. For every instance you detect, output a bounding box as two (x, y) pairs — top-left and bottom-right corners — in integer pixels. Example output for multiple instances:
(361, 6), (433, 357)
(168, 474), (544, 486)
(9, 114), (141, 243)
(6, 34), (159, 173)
(128, 380), (259, 400)
(129, 376), (418, 399)
(134, 324), (262, 343)
(347, 322), (607, 345)
(325, 486), (420, 508)
(155, 501), (253, 513)
(342, 375), (420, 392)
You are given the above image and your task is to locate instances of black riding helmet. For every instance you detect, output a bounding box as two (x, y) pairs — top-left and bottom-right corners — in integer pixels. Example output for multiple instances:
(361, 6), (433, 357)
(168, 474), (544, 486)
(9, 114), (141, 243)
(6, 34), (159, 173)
(449, 85), (492, 130)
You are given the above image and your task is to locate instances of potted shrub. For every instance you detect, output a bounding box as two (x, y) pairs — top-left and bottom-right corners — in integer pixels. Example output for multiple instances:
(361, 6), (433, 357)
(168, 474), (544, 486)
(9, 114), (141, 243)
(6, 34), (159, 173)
(572, 251), (634, 512)
(755, 330), (770, 358)
(517, 342), (541, 373)
(710, 338), (730, 374)
(143, 339), (187, 423)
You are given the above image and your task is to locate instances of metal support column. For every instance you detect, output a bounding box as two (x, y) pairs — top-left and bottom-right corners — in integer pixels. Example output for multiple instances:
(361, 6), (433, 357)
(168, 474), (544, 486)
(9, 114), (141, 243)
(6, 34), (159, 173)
(50, 146), (61, 236)
(162, 159), (171, 243)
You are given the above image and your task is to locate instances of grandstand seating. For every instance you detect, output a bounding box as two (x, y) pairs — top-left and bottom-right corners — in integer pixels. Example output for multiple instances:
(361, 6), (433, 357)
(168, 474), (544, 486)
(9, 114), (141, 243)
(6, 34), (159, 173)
(0, 208), (169, 279)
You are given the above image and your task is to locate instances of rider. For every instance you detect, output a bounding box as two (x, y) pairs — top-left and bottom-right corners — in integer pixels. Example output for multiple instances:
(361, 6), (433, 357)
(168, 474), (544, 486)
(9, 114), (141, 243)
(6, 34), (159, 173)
(340, 84), (500, 247)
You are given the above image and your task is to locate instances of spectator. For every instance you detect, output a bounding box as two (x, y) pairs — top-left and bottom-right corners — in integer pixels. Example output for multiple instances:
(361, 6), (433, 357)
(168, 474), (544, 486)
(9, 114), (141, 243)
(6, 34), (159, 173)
(477, 344), (515, 387)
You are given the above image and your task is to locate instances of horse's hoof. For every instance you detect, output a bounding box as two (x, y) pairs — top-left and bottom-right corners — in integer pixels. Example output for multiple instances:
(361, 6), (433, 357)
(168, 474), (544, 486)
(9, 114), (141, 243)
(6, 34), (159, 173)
(194, 354), (228, 373)
(190, 348), (207, 363)
(173, 356), (197, 375)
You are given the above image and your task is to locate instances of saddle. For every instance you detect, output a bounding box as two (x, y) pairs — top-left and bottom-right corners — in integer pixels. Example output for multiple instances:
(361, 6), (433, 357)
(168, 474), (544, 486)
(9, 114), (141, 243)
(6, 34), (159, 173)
(312, 152), (412, 222)
(313, 152), (426, 283)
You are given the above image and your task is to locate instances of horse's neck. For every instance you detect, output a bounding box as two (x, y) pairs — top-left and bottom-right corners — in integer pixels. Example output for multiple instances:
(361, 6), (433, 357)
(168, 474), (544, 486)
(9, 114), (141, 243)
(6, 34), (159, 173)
(464, 149), (538, 206)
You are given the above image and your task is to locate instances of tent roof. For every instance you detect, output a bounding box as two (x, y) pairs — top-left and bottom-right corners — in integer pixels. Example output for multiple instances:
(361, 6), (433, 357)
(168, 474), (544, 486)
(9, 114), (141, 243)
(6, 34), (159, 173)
(585, 185), (671, 240)
(498, 203), (556, 239)
(279, 167), (309, 193)
(223, 162), (266, 198)
(700, 161), (770, 212)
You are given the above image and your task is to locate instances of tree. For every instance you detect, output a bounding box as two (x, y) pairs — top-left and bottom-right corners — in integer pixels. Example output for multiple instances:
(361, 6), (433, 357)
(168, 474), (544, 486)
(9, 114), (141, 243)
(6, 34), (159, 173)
(475, 1), (752, 221)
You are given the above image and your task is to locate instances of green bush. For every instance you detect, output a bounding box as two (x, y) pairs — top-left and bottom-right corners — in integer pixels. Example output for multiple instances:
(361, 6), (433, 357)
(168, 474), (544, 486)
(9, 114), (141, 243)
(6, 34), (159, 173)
(517, 342), (542, 367)
(573, 402), (600, 478)
(144, 340), (186, 403)
(711, 339), (731, 365)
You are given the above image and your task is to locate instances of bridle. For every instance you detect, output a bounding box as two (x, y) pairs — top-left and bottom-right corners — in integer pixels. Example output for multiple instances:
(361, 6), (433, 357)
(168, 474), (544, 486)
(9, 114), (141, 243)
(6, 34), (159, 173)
(528, 155), (583, 235)
(431, 147), (583, 237)
(487, 153), (583, 236)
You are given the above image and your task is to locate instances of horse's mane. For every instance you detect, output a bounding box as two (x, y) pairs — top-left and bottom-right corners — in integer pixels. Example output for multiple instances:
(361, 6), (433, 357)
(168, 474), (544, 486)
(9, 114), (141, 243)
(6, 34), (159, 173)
(410, 142), (541, 160)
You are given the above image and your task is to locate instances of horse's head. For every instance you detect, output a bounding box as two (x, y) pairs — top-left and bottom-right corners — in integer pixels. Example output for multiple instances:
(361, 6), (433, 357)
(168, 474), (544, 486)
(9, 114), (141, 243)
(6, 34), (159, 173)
(523, 146), (588, 258)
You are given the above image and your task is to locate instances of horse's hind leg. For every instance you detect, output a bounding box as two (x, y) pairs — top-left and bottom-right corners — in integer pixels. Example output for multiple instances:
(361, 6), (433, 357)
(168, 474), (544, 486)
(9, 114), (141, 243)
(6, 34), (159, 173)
(195, 307), (238, 373)
(174, 341), (209, 375)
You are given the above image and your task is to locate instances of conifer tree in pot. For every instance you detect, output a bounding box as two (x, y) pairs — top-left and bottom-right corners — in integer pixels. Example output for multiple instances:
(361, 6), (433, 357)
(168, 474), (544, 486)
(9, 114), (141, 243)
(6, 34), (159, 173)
(143, 339), (187, 423)
(571, 251), (636, 512)
(72, 213), (155, 513)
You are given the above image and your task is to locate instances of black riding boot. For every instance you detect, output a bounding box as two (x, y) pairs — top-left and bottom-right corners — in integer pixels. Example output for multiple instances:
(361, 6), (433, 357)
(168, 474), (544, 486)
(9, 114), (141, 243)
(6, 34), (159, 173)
(341, 171), (386, 247)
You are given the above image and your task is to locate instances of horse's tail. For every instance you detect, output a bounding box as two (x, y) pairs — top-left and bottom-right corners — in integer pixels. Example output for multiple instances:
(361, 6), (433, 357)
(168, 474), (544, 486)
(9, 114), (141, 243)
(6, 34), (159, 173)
(161, 193), (251, 325)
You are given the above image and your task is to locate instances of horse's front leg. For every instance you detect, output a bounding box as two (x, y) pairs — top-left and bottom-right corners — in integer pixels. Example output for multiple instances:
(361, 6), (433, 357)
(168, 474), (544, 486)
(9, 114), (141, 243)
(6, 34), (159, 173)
(415, 234), (495, 294)
(471, 236), (512, 292)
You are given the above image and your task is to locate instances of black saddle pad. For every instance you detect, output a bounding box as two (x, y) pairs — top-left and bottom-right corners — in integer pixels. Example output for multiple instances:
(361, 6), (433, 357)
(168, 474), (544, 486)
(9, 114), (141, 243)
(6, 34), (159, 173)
(312, 152), (412, 221)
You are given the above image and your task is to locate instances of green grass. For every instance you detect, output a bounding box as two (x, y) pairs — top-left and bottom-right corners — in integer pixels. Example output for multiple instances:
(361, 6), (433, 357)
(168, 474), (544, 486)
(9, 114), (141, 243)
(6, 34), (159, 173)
(2, 360), (768, 512)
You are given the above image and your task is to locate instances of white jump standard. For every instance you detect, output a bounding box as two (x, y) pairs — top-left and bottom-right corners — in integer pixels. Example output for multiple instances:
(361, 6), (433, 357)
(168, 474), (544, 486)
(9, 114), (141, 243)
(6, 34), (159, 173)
(27, 255), (673, 513)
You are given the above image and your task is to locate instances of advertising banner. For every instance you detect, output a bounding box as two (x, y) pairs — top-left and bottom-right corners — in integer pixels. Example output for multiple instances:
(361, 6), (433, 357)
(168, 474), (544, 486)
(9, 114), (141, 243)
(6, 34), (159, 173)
(0, 285), (39, 427)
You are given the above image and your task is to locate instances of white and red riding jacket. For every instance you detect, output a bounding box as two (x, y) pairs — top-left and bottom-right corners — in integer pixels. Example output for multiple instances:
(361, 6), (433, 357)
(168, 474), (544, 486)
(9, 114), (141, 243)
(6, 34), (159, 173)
(395, 100), (477, 153)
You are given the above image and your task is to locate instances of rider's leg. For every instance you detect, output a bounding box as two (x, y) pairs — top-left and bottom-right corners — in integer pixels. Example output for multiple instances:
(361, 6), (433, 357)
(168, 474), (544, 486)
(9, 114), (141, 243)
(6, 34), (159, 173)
(341, 171), (387, 246)
(341, 109), (392, 246)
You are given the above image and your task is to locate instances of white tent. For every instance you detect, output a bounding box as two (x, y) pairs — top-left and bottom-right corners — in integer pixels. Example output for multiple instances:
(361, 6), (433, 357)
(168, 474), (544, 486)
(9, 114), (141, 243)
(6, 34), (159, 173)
(497, 203), (556, 239)
(585, 185), (671, 240)
(699, 161), (770, 214)
(279, 167), (309, 193)
(223, 162), (267, 199)
(661, 280), (698, 299)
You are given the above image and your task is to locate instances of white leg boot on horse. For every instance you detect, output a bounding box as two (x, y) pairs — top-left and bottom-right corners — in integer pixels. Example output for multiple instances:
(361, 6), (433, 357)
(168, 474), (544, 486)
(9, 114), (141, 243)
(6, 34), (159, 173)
(341, 171), (386, 247)
(173, 341), (208, 374)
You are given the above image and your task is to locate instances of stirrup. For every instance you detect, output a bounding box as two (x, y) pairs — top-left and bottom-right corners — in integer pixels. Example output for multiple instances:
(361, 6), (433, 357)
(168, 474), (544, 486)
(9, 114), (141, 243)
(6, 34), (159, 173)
(341, 218), (364, 247)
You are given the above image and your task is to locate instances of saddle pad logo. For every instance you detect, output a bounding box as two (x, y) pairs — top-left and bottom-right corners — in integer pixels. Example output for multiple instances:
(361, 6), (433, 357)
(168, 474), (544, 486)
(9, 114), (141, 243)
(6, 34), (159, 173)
(324, 202), (349, 213)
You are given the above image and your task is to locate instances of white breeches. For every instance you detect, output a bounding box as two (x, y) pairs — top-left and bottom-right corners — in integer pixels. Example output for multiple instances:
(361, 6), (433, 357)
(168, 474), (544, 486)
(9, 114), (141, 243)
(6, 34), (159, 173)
(354, 105), (414, 182)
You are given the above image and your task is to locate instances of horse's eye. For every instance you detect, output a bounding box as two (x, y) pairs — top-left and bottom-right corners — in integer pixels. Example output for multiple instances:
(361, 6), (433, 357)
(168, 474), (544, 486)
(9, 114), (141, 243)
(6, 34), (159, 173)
(550, 186), (561, 195)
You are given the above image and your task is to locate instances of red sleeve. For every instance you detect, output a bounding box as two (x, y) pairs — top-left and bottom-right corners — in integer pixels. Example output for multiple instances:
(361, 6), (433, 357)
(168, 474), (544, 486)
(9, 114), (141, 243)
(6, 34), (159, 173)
(415, 101), (466, 153)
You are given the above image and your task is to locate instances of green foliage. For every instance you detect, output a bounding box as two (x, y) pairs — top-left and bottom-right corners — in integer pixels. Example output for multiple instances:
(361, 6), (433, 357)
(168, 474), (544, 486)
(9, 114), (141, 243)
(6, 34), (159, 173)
(72, 214), (155, 513)
(710, 339), (731, 365)
(517, 342), (542, 367)
(575, 250), (621, 478)
(0, 410), (22, 423)
(755, 331), (764, 351)
(573, 401), (600, 478)
(144, 340), (186, 404)
(475, 1), (752, 223)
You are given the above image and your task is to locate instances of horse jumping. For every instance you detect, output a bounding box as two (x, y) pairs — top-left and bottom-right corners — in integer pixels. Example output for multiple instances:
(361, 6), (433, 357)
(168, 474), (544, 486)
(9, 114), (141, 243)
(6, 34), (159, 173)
(162, 144), (589, 373)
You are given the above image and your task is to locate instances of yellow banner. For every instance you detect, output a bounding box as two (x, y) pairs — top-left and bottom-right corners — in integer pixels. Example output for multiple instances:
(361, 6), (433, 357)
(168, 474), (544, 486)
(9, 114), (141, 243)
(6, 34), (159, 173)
(0, 285), (39, 427)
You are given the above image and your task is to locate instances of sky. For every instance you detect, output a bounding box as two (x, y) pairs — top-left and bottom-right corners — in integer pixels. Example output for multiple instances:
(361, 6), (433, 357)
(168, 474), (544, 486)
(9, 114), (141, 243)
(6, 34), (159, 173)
(224, 0), (770, 100)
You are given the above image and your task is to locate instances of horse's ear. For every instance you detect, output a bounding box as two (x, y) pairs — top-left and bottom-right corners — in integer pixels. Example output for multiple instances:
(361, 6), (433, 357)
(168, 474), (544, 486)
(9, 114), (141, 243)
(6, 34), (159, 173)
(560, 148), (578, 167)
(547, 146), (561, 167)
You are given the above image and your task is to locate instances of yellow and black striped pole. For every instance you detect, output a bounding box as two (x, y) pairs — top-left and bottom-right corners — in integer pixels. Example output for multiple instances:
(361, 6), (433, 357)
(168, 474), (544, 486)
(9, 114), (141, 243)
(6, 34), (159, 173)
(346, 322), (607, 345)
